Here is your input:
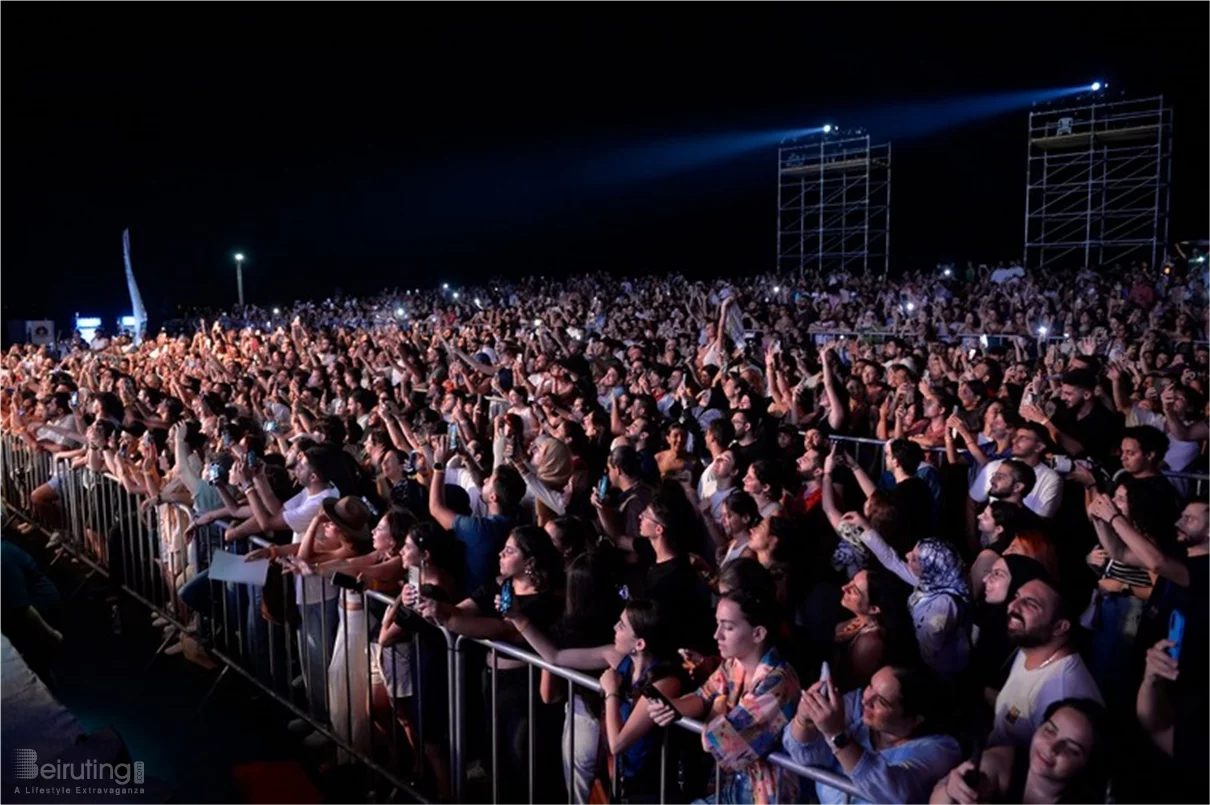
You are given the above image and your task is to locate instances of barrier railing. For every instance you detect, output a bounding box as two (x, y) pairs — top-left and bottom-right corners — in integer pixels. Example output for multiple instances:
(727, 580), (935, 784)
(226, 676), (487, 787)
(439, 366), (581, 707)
(0, 433), (439, 802)
(6, 429), (1206, 804)
(453, 635), (866, 803)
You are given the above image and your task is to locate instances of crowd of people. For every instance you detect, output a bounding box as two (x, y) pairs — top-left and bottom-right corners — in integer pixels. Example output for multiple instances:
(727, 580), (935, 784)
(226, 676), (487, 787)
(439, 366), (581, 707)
(1, 255), (1207, 804)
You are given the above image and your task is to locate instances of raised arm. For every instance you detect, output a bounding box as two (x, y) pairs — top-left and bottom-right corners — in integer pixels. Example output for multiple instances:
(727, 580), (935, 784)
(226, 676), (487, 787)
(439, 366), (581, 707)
(507, 612), (619, 669)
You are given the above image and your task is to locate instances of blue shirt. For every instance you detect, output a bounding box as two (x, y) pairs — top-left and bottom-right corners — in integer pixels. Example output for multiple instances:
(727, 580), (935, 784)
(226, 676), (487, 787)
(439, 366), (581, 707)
(452, 514), (512, 596)
(781, 689), (961, 804)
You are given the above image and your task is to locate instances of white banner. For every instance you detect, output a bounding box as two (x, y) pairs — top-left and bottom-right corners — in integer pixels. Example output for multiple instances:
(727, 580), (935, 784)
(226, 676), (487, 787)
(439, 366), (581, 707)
(25, 320), (54, 346)
(123, 228), (148, 345)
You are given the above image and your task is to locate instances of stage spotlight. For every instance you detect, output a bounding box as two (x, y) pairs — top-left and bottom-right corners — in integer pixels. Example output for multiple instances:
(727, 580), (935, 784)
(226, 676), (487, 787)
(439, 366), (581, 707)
(822, 124), (833, 134)
(452, 292), (460, 299)
(395, 307), (405, 317)
(1090, 82), (1103, 91)
(442, 283), (450, 290)
(272, 307), (281, 316)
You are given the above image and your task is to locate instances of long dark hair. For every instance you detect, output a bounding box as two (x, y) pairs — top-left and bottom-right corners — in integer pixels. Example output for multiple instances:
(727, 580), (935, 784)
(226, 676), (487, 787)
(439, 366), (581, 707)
(510, 525), (564, 592)
(1038, 698), (1111, 804)
(865, 569), (918, 667)
(887, 666), (947, 737)
(622, 599), (682, 702)
(557, 551), (619, 646)
(408, 521), (460, 577)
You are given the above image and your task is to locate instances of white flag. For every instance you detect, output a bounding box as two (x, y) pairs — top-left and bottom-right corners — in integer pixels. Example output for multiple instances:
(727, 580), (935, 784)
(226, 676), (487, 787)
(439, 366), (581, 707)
(123, 228), (147, 345)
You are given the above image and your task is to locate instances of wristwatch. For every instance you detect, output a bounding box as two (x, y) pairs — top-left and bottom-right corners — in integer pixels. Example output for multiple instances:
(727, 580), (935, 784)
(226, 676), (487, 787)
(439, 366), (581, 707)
(827, 730), (851, 752)
(432, 462), (446, 472)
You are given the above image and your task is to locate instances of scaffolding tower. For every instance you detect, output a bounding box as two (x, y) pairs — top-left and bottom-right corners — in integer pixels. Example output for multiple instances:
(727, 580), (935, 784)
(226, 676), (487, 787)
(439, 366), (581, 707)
(1023, 95), (1172, 271)
(777, 132), (891, 277)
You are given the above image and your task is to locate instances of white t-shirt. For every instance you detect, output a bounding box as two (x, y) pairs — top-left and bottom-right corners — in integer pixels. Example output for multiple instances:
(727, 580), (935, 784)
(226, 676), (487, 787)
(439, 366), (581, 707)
(990, 650), (1103, 748)
(283, 487), (341, 603)
(445, 465), (486, 517)
(991, 266), (1026, 285)
(36, 415), (78, 446)
(705, 485), (736, 526)
(970, 458), (1062, 519)
(1128, 404), (1201, 472)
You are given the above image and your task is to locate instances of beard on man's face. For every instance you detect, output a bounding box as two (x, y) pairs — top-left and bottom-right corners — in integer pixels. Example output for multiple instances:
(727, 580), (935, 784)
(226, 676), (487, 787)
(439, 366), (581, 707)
(1007, 611), (1052, 648)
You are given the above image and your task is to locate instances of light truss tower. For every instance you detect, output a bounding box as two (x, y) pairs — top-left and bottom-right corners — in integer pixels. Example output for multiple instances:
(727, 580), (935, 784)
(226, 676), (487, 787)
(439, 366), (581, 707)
(1024, 95), (1172, 271)
(777, 132), (891, 277)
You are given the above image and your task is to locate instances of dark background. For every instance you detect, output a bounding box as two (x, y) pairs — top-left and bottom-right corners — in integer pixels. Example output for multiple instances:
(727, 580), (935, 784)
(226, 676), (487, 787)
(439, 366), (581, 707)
(5, 5), (1208, 331)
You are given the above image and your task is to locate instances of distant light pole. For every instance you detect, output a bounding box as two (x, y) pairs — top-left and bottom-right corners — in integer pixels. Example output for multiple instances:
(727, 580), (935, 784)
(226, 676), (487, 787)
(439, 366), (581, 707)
(234, 253), (246, 306)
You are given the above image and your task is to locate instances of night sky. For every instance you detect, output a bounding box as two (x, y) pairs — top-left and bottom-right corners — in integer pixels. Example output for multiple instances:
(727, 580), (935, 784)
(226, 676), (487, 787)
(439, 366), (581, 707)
(5, 4), (1207, 331)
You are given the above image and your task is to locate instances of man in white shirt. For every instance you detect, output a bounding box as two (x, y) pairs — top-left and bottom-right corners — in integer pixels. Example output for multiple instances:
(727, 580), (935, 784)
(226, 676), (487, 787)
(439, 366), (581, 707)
(970, 424), (1062, 519)
(697, 419), (735, 501)
(990, 577), (1103, 748)
(232, 447), (341, 733)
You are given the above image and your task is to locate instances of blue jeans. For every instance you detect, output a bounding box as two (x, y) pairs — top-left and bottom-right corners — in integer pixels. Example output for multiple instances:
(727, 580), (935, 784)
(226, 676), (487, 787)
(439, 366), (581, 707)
(696, 769), (750, 803)
(245, 583), (288, 692)
(299, 597), (340, 722)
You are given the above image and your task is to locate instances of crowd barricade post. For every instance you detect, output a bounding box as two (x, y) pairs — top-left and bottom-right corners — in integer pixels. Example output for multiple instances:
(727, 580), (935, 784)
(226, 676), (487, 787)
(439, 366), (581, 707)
(0, 434), (437, 803)
(454, 636), (867, 804)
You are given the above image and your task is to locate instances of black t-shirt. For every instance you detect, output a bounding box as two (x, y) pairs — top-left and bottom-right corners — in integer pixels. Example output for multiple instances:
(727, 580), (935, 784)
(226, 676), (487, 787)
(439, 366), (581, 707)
(645, 555), (715, 654)
(470, 579), (562, 634)
(1051, 401), (1123, 466)
(888, 475), (934, 534)
(1140, 554), (1208, 685)
(730, 438), (769, 476)
(1140, 554), (1209, 801)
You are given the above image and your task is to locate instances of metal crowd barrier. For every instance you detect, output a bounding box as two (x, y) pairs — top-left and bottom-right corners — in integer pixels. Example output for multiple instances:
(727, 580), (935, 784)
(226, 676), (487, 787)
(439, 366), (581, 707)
(10, 430), (1208, 804)
(0, 433), (441, 802)
(452, 636), (866, 803)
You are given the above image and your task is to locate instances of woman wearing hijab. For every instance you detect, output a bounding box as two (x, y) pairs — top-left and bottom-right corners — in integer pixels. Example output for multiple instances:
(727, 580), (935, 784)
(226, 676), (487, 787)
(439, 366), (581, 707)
(840, 513), (972, 677)
(971, 555), (1050, 704)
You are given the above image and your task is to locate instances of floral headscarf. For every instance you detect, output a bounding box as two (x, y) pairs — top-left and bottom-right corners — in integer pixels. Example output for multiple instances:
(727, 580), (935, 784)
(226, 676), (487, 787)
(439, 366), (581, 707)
(830, 519), (869, 579)
(909, 537), (970, 608)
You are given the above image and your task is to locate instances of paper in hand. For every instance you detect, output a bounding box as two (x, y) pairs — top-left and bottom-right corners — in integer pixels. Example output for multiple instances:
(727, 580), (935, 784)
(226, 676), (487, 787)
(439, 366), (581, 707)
(209, 549), (271, 586)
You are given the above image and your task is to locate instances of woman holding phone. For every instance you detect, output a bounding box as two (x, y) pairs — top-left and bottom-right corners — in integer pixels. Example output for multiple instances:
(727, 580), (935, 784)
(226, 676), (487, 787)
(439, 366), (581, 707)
(507, 598), (684, 802)
(378, 521), (459, 799)
(647, 588), (801, 804)
(418, 525), (564, 803)
(785, 664), (960, 804)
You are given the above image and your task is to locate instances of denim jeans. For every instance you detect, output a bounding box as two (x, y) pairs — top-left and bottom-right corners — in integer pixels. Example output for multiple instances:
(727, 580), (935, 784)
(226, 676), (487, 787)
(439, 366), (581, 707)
(299, 596), (340, 722)
(245, 582), (288, 692)
(696, 769), (750, 803)
(562, 693), (600, 804)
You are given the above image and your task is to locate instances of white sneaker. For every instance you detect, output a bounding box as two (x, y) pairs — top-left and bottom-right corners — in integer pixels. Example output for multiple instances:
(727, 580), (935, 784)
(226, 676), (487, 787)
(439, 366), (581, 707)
(302, 730), (332, 749)
(45, 532), (64, 548)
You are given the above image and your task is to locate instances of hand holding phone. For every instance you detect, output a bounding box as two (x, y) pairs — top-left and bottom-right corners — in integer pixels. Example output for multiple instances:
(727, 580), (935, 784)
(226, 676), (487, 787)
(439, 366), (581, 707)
(497, 579), (514, 614)
(819, 660), (832, 702)
(1168, 610), (1186, 662)
(642, 682), (676, 713)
